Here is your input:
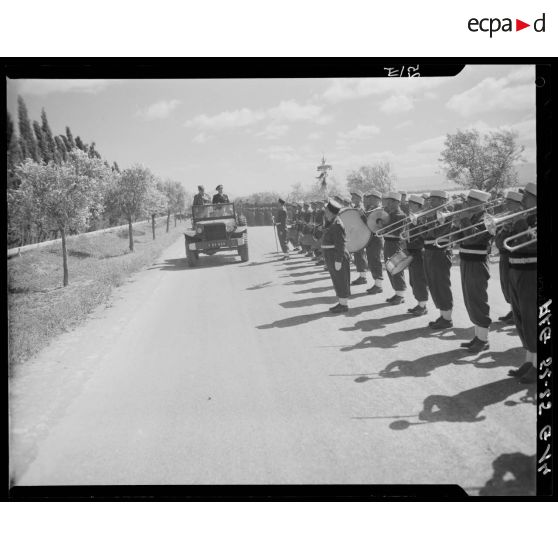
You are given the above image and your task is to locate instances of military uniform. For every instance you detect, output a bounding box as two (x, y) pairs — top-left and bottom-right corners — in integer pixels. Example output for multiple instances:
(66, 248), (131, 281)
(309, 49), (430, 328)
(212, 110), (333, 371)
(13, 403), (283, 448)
(422, 191), (454, 328)
(193, 191), (211, 205)
(505, 182), (538, 383)
(363, 190), (385, 293)
(405, 195), (429, 314)
(454, 190), (493, 352)
(322, 200), (351, 310)
(212, 192), (230, 203)
(381, 192), (407, 298)
(350, 193), (368, 285)
(276, 200), (289, 254)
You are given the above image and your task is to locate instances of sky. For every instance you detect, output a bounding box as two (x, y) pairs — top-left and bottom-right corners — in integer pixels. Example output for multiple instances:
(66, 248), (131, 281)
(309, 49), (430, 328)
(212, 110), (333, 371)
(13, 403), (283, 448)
(6, 65), (536, 198)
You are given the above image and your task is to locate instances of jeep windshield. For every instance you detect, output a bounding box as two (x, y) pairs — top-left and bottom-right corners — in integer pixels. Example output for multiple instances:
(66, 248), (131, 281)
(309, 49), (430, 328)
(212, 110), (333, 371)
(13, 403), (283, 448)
(193, 203), (235, 220)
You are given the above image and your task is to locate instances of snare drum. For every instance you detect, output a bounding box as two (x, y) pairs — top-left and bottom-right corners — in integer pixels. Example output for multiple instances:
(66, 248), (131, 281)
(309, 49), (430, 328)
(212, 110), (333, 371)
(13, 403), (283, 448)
(386, 250), (413, 275)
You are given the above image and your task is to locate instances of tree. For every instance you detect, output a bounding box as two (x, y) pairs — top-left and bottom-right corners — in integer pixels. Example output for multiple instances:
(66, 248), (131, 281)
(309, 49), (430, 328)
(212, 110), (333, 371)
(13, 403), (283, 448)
(7, 111), (22, 189)
(55, 136), (69, 161)
(144, 183), (167, 240)
(65, 126), (76, 149)
(40, 108), (57, 163)
(13, 150), (111, 286)
(112, 161), (120, 173)
(75, 136), (87, 152)
(439, 129), (524, 193)
(32, 120), (49, 163)
(110, 164), (156, 252)
(18, 96), (39, 162)
(346, 162), (396, 194)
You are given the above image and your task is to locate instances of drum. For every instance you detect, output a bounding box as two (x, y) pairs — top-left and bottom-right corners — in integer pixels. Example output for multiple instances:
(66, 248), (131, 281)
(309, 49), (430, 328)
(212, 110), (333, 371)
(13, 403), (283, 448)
(338, 208), (372, 252)
(386, 250), (414, 275)
(366, 208), (390, 233)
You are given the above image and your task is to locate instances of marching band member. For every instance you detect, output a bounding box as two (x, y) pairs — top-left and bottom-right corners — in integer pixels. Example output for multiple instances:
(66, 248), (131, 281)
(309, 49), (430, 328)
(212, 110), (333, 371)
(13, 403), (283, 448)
(381, 191), (407, 305)
(400, 191), (410, 216)
(322, 198), (351, 313)
(350, 191), (369, 286)
(506, 183), (537, 383)
(494, 190), (523, 324)
(423, 191), (454, 330)
(313, 200), (325, 265)
(301, 202), (313, 256)
(452, 189), (493, 353)
(364, 190), (385, 295)
(405, 194), (429, 316)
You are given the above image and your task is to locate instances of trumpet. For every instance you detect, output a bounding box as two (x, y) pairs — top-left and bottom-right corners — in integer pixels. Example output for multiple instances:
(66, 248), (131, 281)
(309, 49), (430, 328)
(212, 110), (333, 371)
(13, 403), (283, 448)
(483, 207), (537, 235)
(503, 226), (537, 252)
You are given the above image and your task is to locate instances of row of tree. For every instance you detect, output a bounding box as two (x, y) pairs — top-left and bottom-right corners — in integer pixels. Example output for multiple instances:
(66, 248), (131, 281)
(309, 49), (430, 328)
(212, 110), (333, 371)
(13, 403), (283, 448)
(7, 97), (190, 287)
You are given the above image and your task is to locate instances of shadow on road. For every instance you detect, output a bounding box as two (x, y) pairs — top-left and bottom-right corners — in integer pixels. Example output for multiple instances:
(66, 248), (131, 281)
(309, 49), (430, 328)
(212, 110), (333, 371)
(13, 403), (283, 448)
(149, 255), (239, 271)
(452, 347), (524, 369)
(294, 285), (333, 295)
(280, 291), (369, 309)
(280, 269), (327, 277)
(340, 313), (416, 333)
(246, 281), (275, 291)
(285, 276), (330, 286)
(242, 260), (275, 267)
(478, 452), (536, 496)
(257, 309), (346, 329)
(386, 379), (534, 429)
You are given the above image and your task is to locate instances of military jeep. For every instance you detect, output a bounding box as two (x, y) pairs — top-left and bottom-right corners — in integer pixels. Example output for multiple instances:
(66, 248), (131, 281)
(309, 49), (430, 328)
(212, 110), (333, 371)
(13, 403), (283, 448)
(184, 203), (248, 266)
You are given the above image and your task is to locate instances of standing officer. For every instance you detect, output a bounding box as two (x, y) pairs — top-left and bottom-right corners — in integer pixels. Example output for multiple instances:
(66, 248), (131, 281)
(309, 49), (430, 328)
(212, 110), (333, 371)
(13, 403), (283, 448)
(212, 184), (230, 204)
(276, 198), (289, 259)
(381, 191), (407, 304)
(321, 198), (351, 313)
(506, 182), (537, 383)
(422, 191), (454, 330)
(453, 189), (493, 353)
(350, 191), (368, 286)
(364, 190), (385, 295)
(494, 190), (523, 324)
(193, 185), (211, 205)
(400, 192), (410, 216)
(405, 194), (429, 316)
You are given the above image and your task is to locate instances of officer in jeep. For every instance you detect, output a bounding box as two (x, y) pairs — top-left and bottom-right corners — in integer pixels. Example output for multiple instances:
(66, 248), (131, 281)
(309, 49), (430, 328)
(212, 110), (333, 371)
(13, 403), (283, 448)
(213, 184), (230, 204)
(193, 185), (211, 205)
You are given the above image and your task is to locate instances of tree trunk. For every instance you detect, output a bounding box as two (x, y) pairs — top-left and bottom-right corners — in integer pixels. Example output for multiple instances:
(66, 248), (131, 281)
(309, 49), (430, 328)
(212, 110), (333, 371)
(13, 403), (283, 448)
(166, 210), (170, 233)
(128, 218), (134, 252)
(152, 214), (156, 240)
(60, 227), (69, 287)
(174, 214), (177, 227)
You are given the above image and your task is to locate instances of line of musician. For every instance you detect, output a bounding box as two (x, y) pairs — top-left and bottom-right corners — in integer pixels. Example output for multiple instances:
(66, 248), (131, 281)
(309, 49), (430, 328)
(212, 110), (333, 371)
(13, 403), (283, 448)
(275, 183), (537, 384)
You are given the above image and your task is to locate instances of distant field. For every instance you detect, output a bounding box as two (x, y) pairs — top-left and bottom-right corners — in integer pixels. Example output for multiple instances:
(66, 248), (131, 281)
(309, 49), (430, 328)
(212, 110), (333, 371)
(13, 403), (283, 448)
(8, 219), (186, 368)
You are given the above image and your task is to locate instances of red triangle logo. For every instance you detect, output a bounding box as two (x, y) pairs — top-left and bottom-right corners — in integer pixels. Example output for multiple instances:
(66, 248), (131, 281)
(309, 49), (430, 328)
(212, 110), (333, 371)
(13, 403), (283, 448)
(516, 19), (530, 31)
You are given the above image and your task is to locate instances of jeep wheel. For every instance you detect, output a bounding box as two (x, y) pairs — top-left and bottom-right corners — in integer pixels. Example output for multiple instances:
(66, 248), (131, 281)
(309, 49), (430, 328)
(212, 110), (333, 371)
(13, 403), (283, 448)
(186, 243), (198, 267)
(238, 235), (249, 262)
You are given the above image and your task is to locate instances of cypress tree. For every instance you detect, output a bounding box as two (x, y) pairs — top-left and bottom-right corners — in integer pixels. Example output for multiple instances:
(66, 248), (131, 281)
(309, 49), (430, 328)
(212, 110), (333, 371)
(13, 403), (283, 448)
(75, 136), (87, 152)
(32, 120), (48, 162)
(40, 108), (57, 163)
(65, 126), (76, 149)
(112, 161), (120, 173)
(17, 96), (39, 161)
(7, 111), (22, 188)
(55, 136), (68, 161)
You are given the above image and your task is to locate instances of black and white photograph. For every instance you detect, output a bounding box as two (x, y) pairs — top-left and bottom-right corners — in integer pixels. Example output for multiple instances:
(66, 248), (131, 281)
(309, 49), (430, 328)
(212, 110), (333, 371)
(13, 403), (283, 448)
(5, 61), (550, 499)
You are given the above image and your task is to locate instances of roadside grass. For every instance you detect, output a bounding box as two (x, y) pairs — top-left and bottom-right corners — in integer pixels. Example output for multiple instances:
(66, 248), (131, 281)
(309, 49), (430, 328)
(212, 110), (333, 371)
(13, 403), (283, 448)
(8, 219), (186, 368)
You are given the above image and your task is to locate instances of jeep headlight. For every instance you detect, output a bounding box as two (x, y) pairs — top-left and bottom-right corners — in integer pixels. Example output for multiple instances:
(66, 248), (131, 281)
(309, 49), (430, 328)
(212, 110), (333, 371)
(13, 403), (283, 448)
(225, 223), (235, 233)
(196, 225), (203, 234)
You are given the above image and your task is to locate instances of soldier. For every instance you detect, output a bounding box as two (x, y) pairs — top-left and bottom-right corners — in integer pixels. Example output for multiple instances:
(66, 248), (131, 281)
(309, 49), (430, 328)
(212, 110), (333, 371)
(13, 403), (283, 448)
(363, 190), (385, 295)
(312, 200), (325, 263)
(302, 202), (314, 256)
(193, 185), (211, 205)
(506, 183), (537, 383)
(350, 191), (368, 286)
(405, 194), (429, 316)
(422, 191), (454, 330)
(275, 198), (289, 259)
(381, 191), (407, 305)
(452, 189), (493, 353)
(400, 192), (410, 216)
(212, 184), (230, 204)
(494, 190), (523, 324)
(322, 198), (351, 313)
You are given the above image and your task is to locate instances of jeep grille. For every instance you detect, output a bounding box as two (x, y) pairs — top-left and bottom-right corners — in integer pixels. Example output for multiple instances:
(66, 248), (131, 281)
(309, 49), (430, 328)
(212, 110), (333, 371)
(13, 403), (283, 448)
(203, 223), (227, 241)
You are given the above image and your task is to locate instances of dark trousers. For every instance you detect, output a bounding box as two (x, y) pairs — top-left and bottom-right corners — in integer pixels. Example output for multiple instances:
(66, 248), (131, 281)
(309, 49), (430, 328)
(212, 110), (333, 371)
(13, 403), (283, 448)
(366, 235), (384, 280)
(384, 238), (406, 291)
(509, 267), (537, 352)
(277, 226), (288, 253)
(460, 257), (491, 328)
(324, 250), (351, 299)
(499, 253), (510, 303)
(423, 247), (453, 311)
(408, 248), (428, 302)
(353, 249), (367, 272)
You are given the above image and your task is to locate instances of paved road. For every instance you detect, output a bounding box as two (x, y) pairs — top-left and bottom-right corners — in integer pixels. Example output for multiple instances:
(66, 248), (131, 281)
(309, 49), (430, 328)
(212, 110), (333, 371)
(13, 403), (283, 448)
(10, 227), (536, 493)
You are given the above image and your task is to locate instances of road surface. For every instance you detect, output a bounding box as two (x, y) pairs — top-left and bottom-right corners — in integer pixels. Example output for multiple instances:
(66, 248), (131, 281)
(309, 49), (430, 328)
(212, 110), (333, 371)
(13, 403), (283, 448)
(10, 227), (536, 493)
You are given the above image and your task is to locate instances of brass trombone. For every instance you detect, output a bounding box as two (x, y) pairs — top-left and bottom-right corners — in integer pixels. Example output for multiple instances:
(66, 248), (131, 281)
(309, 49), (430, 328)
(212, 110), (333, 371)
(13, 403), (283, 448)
(503, 226), (537, 251)
(483, 207), (537, 235)
(375, 214), (412, 237)
(433, 220), (492, 248)
(435, 198), (505, 225)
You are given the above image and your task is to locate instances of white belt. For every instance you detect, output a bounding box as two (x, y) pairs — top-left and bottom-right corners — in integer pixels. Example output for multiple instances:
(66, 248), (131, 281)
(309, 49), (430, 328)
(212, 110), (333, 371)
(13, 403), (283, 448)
(509, 257), (537, 264)
(459, 248), (488, 255)
(424, 240), (437, 245)
(321, 245), (335, 249)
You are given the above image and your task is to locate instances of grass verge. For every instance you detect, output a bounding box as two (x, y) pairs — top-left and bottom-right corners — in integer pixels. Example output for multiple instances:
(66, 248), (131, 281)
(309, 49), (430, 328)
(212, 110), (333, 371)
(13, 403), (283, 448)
(8, 219), (185, 368)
